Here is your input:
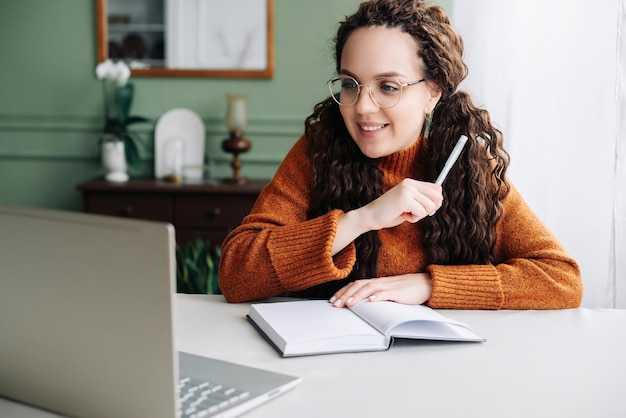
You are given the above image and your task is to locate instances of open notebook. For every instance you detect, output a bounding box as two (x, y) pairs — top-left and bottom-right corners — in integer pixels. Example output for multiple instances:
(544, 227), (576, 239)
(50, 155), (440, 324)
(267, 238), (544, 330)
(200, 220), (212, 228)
(0, 204), (300, 418)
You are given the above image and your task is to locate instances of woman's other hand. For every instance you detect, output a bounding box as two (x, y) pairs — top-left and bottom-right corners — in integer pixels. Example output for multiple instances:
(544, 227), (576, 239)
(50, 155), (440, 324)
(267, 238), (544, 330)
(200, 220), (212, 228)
(329, 273), (433, 308)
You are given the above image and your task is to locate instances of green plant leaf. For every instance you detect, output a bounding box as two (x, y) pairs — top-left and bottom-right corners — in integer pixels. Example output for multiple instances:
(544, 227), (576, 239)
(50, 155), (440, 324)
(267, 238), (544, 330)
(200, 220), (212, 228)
(123, 133), (141, 168)
(125, 115), (150, 125)
(212, 247), (222, 294)
(184, 259), (202, 293)
(205, 254), (214, 295)
(117, 83), (134, 123)
(175, 237), (222, 294)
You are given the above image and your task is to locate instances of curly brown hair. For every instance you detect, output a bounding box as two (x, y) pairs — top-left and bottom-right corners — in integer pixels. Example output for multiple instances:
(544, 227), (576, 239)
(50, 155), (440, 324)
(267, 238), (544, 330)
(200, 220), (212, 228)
(304, 0), (510, 296)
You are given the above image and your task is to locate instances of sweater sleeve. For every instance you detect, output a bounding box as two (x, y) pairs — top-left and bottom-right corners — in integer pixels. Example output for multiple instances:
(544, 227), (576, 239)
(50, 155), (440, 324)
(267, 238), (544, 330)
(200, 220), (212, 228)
(218, 136), (356, 303)
(426, 184), (583, 310)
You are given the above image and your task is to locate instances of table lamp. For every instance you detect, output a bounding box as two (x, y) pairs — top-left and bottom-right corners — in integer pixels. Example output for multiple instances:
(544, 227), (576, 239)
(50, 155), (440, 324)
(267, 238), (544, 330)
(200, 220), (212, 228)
(222, 94), (251, 184)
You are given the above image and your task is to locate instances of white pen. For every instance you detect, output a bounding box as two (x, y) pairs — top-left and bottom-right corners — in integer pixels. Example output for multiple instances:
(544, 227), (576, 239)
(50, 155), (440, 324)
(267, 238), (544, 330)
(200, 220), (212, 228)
(435, 135), (468, 186)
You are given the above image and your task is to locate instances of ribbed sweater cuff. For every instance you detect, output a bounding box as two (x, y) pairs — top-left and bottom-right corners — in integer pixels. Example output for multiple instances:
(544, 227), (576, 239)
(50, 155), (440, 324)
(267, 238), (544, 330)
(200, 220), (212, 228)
(426, 264), (504, 310)
(267, 210), (356, 292)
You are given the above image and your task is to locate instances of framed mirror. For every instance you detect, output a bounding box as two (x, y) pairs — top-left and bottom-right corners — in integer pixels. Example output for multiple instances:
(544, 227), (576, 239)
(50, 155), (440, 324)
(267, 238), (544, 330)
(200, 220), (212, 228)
(96, 0), (274, 78)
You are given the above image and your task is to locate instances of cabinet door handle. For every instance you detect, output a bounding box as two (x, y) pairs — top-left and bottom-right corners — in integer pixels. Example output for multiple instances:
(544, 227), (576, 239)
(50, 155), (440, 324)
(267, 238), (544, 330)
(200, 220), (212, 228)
(207, 207), (221, 219)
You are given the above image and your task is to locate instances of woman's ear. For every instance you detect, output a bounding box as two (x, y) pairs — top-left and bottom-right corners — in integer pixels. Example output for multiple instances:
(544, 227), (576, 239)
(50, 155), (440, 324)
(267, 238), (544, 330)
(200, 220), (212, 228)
(426, 84), (443, 114)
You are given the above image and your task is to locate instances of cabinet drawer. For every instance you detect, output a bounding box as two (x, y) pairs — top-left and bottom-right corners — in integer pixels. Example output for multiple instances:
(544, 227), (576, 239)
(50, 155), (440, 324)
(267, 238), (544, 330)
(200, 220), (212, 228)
(84, 193), (173, 222)
(175, 195), (256, 229)
(176, 228), (231, 248)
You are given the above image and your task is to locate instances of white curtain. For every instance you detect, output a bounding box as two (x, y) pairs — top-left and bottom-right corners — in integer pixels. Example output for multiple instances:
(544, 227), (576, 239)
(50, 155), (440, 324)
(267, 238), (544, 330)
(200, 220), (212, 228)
(613, 0), (626, 307)
(451, 0), (624, 307)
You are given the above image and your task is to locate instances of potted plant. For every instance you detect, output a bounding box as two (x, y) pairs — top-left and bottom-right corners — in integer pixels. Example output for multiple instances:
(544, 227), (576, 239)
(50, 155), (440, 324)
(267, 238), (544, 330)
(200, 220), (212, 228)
(95, 60), (148, 177)
(176, 236), (222, 294)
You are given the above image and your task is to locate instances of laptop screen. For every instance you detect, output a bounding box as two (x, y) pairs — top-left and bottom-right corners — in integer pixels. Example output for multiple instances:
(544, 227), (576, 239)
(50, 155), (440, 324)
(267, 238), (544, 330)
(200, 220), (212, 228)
(0, 204), (179, 418)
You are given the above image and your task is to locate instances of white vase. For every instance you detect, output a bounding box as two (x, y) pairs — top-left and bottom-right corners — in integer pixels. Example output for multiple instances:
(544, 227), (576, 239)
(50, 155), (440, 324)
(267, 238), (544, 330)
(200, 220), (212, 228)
(102, 139), (129, 182)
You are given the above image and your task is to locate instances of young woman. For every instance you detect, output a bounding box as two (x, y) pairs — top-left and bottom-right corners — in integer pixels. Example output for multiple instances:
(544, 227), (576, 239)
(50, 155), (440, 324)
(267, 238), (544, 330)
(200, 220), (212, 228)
(218, 0), (583, 310)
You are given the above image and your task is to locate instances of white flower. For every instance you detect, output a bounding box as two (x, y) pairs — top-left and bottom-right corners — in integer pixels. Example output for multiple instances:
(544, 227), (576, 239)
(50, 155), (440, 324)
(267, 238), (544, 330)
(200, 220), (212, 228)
(96, 59), (115, 80)
(114, 61), (131, 87)
(95, 59), (131, 87)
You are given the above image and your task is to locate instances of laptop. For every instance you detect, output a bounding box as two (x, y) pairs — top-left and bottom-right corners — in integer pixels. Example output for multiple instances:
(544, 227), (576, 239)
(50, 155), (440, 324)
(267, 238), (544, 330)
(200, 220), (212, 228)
(0, 204), (301, 418)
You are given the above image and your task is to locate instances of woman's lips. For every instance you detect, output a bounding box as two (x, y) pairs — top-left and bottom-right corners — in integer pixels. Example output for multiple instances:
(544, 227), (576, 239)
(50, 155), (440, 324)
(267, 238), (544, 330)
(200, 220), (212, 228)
(358, 123), (387, 137)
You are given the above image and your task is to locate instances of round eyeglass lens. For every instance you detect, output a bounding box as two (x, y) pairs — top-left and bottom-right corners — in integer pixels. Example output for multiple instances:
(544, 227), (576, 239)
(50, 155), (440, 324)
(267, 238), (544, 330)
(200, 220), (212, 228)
(328, 76), (403, 108)
(371, 78), (403, 108)
(328, 76), (358, 106)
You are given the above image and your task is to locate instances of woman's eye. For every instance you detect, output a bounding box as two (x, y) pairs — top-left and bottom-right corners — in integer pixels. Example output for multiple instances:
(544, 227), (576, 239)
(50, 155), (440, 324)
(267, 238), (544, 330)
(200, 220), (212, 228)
(342, 81), (358, 90)
(379, 82), (399, 92)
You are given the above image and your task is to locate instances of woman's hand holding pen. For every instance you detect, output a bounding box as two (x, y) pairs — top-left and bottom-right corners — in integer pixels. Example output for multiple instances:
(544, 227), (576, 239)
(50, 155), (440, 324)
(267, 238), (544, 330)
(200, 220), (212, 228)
(360, 178), (443, 230)
(332, 178), (442, 255)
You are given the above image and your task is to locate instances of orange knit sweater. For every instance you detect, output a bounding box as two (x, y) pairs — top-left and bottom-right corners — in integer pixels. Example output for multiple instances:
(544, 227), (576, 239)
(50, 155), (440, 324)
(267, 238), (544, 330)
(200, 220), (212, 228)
(219, 135), (583, 309)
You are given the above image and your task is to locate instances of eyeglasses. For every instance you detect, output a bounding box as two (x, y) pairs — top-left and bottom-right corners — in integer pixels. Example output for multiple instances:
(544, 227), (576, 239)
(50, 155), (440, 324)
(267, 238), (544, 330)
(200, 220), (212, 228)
(327, 75), (426, 109)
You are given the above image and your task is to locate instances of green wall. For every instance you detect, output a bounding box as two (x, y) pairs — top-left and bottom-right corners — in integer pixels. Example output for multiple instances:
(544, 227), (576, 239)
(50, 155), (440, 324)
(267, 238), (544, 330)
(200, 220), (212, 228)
(0, 0), (450, 211)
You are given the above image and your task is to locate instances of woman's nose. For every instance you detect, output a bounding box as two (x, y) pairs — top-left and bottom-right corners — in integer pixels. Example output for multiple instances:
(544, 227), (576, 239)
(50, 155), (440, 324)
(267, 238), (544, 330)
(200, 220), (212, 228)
(354, 86), (379, 114)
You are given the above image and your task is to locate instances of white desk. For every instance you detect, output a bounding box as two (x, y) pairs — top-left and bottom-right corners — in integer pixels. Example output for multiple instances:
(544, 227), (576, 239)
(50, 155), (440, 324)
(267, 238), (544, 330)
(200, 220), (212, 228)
(3, 295), (625, 418)
(176, 295), (626, 418)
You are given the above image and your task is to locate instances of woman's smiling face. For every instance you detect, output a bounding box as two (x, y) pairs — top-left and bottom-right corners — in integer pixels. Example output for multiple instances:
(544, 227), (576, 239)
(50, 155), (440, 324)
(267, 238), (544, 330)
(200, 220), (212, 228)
(338, 25), (442, 158)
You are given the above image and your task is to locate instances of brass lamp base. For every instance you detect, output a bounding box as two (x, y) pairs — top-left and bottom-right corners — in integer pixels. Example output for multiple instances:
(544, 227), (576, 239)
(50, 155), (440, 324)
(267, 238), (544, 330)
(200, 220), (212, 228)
(221, 131), (251, 184)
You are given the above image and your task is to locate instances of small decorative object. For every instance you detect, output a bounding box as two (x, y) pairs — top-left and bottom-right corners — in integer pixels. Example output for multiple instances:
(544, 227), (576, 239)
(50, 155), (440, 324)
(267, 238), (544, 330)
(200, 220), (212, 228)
(222, 94), (251, 184)
(95, 59), (148, 181)
(162, 138), (184, 183)
(154, 108), (206, 182)
(101, 134), (129, 182)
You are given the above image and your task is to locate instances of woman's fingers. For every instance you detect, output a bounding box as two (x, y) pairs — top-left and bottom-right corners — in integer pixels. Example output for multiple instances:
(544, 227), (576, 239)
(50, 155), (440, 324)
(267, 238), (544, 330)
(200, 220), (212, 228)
(329, 279), (370, 307)
(364, 179), (443, 229)
(330, 274), (433, 308)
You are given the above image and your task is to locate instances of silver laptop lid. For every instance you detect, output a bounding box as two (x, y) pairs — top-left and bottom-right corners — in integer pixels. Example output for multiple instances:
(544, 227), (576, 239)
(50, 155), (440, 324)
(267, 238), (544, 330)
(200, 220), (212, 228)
(0, 204), (179, 418)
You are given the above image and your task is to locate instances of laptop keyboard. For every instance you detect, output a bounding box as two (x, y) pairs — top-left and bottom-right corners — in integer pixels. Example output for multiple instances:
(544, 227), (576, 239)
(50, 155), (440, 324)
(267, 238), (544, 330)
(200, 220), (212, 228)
(178, 376), (251, 418)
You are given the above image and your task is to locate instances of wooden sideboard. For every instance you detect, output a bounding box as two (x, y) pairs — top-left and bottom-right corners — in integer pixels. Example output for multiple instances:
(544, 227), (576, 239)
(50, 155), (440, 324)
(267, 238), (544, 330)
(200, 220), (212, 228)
(77, 179), (268, 247)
